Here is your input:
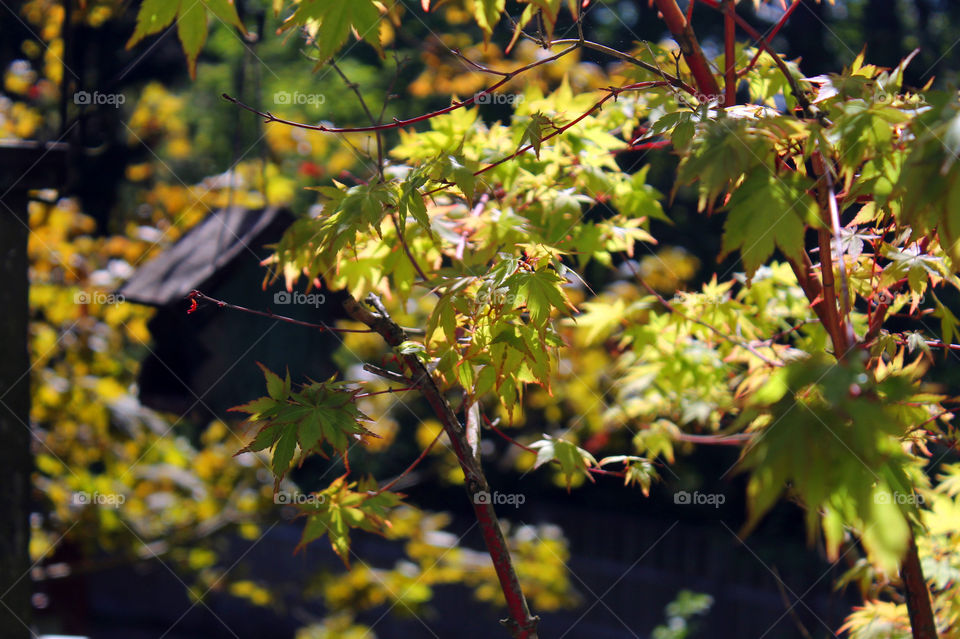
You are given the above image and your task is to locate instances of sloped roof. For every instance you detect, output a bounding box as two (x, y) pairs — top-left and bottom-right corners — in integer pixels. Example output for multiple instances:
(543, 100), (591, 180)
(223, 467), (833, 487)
(119, 206), (286, 306)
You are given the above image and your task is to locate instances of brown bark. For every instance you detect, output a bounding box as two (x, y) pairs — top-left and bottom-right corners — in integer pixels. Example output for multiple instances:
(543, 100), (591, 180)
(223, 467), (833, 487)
(901, 531), (939, 639)
(343, 294), (539, 639)
(651, 0), (720, 97)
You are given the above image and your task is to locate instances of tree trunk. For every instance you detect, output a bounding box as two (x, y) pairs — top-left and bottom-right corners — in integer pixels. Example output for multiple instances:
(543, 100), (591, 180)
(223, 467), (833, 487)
(901, 530), (939, 639)
(0, 190), (33, 639)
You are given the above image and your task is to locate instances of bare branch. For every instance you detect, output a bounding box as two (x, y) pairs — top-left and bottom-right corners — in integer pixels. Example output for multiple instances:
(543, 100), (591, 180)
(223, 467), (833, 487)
(221, 45), (579, 134)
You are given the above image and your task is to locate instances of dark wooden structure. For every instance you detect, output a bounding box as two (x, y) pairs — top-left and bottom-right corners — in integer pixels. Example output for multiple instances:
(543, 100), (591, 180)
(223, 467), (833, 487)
(0, 140), (67, 639)
(119, 206), (342, 420)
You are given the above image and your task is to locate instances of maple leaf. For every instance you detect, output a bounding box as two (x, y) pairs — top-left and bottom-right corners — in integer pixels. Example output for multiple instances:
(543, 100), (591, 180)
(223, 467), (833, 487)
(721, 171), (816, 278)
(232, 366), (374, 487)
(128, 0), (247, 79)
(530, 436), (597, 490)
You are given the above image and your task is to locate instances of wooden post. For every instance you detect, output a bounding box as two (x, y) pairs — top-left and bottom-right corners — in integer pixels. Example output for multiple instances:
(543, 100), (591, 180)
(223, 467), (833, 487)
(0, 140), (66, 638)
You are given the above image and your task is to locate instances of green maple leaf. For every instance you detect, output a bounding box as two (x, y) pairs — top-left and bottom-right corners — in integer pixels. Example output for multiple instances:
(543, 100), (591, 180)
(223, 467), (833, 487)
(281, 0), (383, 66)
(231, 366), (374, 487)
(517, 112), (553, 159)
(513, 267), (574, 327)
(127, 0), (247, 79)
(530, 436), (597, 490)
(721, 170), (816, 278)
(296, 477), (403, 566)
(738, 358), (919, 574)
(473, 0), (506, 39)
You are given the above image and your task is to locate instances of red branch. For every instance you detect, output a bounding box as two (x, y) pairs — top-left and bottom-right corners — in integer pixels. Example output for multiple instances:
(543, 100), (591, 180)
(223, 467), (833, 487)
(901, 531), (939, 639)
(737, 0), (802, 79)
(614, 140), (672, 154)
(343, 295), (539, 638)
(186, 290), (373, 333)
(696, 0), (815, 118)
(723, 0), (737, 107)
(466, 82), (671, 182)
(376, 427), (444, 494)
(651, 0), (720, 97)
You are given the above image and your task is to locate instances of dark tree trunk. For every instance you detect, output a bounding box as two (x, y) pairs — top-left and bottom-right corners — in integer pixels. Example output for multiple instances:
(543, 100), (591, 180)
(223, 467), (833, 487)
(0, 140), (67, 639)
(0, 190), (32, 639)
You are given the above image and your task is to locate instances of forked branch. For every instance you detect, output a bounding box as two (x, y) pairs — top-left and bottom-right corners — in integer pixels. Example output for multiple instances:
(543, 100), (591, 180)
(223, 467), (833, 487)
(342, 294), (539, 639)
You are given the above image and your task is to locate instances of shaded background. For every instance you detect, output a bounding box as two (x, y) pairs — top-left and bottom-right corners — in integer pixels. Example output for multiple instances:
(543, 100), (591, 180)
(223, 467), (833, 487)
(4, 0), (960, 637)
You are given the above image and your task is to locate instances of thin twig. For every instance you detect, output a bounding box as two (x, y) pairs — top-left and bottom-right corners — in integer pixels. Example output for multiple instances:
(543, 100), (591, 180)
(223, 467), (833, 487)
(453, 81), (670, 186)
(376, 427), (445, 494)
(737, 0), (802, 79)
(355, 387), (416, 398)
(481, 414), (628, 477)
(452, 48), (510, 77)
(651, 0), (721, 96)
(187, 290), (373, 333)
(755, 319), (818, 346)
(696, 0), (820, 121)
(723, 0), (737, 107)
(771, 567), (815, 639)
(550, 39), (695, 94)
(811, 152), (851, 355)
(363, 363), (413, 384)
(389, 211), (431, 282)
(674, 432), (753, 446)
(221, 45), (579, 134)
(329, 59), (384, 179)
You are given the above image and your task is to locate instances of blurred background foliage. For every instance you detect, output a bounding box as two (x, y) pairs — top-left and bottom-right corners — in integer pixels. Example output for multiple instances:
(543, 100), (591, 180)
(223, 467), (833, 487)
(5, 0), (960, 636)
